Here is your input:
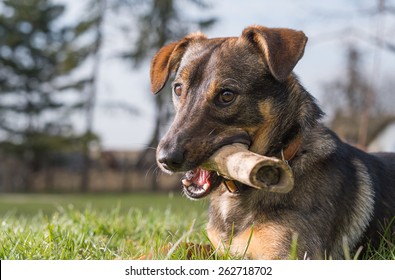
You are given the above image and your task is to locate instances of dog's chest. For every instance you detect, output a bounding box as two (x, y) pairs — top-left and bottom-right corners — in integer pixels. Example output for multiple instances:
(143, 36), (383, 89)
(209, 191), (255, 235)
(218, 193), (233, 221)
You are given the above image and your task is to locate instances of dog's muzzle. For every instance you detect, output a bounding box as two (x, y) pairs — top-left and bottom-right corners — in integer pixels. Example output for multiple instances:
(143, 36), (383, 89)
(156, 147), (223, 199)
(157, 133), (252, 199)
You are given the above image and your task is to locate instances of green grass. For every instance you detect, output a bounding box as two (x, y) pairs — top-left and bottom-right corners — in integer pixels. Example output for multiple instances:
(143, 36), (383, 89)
(0, 193), (393, 260)
(0, 193), (217, 260)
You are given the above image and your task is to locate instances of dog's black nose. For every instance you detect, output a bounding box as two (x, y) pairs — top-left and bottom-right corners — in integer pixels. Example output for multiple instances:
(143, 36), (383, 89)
(158, 149), (185, 171)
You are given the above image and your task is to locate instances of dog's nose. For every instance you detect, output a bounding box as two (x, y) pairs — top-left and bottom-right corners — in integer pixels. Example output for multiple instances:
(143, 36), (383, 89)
(158, 149), (185, 171)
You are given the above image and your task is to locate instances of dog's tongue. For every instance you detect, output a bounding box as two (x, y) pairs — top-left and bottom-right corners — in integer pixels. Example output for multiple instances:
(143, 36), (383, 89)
(182, 168), (212, 197)
(195, 169), (211, 186)
(183, 168), (211, 187)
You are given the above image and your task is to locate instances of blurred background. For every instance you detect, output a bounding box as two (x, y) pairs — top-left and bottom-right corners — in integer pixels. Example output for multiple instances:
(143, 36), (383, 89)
(1, 0), (395, 193)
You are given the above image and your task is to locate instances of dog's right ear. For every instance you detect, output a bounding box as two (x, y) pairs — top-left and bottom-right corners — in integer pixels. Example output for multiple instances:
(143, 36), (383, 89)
(150, 32), (207, 94)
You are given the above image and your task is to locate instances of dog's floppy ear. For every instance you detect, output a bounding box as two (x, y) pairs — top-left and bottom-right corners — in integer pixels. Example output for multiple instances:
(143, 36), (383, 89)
(150, 32), (207, 94)
(242, 25), (307, 82)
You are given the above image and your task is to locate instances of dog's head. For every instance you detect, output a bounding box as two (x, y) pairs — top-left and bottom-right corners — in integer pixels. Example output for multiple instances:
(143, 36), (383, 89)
(150, 25), (309, 199)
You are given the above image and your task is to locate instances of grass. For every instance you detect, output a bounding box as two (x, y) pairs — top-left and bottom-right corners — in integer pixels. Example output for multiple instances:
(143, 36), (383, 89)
(0, 193), (393, 260)
(362, 217), (395, 260)
(0, 193), (215, 260)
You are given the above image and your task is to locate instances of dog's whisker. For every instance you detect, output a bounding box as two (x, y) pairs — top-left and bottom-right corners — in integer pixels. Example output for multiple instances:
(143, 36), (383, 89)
(207, 128), (216, 138)
(144, 162), (160, 181)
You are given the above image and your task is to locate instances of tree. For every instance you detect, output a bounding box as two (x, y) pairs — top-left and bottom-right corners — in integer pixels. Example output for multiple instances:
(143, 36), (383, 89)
(0, 0), (93, 191)
(68, 0), (108, 192)
(123, 0), (216, 190)
(68, 0), (142, 191)
(324, 45), (395, 148)
(314, 0), (395, 149)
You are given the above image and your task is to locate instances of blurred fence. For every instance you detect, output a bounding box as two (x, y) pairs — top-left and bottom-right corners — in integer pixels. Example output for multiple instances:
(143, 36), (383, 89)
(0, 150), (180, 193)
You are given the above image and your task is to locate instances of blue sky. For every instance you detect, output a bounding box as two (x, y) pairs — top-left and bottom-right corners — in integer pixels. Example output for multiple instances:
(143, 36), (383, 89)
(64, 0), (395, 150)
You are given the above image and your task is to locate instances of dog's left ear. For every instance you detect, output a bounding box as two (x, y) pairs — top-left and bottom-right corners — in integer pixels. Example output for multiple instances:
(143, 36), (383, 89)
(150, 32), (207, 94)
(242, 25), (307, 82)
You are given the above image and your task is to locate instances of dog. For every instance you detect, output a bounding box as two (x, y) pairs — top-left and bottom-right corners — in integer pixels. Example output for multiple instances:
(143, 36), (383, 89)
(149, 25), (395, 259)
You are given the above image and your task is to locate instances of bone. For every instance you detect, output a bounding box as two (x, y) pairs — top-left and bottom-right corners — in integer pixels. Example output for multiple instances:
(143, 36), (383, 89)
(202, 143), (294, 193)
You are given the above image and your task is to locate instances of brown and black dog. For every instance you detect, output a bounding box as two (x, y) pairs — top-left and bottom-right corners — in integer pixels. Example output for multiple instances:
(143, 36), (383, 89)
(150, 25), (395, 259)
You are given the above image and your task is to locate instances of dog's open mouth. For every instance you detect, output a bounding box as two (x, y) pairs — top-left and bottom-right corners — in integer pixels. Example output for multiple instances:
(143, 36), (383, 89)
(182, 168), (223, 199)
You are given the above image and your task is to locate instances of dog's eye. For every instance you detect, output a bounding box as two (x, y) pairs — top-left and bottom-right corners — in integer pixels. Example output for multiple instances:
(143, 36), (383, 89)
(173, 84), (183, 96)
(216, 91), (236, 106)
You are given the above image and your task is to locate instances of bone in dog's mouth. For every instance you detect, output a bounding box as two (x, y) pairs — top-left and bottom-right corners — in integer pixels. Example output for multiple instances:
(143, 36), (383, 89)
(182, 168), (222, 199)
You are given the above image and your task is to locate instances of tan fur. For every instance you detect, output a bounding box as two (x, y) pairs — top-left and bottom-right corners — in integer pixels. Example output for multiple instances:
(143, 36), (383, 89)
(248, 101), (276, 155)
(208, 223), (292, 259)
(150, 32), (207, 94)
(206, 226), (223, 250)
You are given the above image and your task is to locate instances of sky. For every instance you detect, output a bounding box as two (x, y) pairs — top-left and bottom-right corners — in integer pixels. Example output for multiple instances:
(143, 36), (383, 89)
(64, 0), (395, 151)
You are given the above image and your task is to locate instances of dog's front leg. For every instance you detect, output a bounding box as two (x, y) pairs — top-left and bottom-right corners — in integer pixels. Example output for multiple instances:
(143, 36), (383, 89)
(208, 224), (296, 260)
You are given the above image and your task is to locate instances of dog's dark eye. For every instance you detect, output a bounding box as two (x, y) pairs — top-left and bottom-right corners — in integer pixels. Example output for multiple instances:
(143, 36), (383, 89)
(173, 84), (183, 96)
(216, 91), (236, 106)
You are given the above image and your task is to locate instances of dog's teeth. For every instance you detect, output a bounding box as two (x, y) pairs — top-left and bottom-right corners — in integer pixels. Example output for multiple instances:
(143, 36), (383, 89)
(182, 179), (191, 187)
(203, 183), (209, 190)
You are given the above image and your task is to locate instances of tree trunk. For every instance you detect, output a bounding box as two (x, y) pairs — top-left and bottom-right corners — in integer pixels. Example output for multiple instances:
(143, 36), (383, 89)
(80, 0), (106, 192)
(135, 113), (161, 191)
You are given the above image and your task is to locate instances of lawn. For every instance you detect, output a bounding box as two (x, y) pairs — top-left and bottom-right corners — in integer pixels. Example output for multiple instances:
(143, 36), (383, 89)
(0, 193), (393, 260)
(0, 193), (214, 260)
